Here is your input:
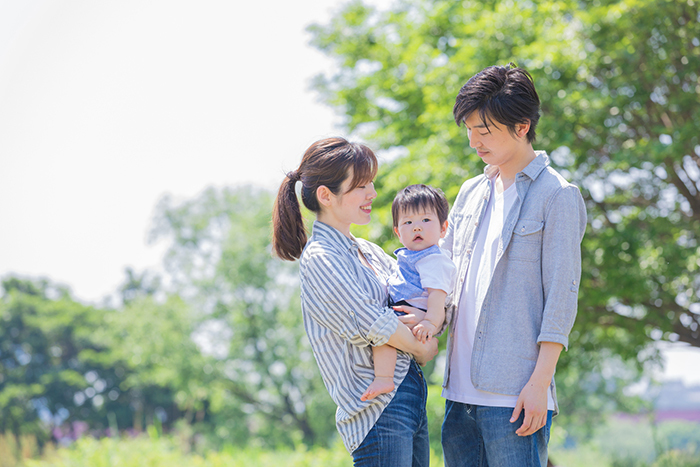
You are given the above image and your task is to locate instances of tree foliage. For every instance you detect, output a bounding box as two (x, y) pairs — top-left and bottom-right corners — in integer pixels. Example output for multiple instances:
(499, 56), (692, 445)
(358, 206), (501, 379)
(149, 186), (336, 447)
(308, 0), (700, 429)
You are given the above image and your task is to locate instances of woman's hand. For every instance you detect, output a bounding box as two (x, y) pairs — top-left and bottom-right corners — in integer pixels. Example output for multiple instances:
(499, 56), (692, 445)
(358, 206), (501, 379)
(393, 305), (427, 330)
(413, 338), (439, 366)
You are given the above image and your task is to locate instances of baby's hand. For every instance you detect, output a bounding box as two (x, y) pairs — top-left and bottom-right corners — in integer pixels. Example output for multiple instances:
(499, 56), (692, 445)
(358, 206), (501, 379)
(413, 320), (437, 343)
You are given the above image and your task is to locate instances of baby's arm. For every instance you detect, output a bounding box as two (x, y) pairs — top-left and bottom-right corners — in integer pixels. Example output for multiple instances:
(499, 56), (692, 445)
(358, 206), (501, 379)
(413, 288), (447, 343)
(361, 345), (397, 401)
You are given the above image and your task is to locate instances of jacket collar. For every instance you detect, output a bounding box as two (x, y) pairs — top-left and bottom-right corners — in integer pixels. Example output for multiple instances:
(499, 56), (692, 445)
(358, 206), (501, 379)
(483, 151), (550, 181)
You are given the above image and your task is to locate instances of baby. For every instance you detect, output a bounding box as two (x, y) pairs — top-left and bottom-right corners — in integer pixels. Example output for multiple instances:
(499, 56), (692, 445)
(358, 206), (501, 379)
(361, 184), (456, 401)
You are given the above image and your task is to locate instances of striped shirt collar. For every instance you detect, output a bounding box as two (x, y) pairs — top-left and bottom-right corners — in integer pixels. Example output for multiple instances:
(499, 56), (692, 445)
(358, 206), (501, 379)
(311, 220), (360, 251)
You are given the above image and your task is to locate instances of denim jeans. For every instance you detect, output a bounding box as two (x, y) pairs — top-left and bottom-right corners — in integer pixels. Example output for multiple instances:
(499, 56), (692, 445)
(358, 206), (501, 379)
(352, 360), (430, 467)
(441, 401), (552, 467)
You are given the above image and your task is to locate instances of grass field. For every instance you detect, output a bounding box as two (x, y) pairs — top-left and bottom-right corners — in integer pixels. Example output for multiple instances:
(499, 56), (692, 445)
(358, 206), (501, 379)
(2, 412), (698, 467)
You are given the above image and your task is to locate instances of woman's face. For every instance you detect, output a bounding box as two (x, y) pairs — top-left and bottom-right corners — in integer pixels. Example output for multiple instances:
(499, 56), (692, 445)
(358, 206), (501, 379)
(320, 168), (377, 234)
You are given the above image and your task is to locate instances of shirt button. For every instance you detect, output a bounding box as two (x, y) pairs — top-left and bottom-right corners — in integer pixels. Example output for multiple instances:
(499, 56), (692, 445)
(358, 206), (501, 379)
(572, 280), (577, 285)
(474, 221), (479, 226)
(521, 227), (525, 232)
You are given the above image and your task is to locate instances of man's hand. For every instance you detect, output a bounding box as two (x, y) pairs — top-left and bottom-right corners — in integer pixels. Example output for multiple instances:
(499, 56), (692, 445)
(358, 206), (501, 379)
(510, 341), (563, 436)
(511, 378), (548, 436)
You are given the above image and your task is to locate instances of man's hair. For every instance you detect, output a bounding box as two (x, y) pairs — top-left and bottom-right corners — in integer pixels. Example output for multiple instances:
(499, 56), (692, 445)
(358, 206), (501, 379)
(391, 184), (449, 228)
(453, 63), (540, 143)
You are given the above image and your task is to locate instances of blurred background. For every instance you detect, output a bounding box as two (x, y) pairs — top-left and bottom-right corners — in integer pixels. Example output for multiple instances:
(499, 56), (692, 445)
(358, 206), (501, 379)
(1, 1), (699, 466)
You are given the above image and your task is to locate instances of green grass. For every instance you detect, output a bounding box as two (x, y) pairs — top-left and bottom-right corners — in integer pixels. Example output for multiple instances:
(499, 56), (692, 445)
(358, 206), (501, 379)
(22, 436), (441, 467)
(7, 391), (699, 467)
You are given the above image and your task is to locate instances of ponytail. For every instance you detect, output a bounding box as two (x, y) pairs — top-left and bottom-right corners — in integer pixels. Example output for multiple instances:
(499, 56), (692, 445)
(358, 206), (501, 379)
(272, 171), (307, 261)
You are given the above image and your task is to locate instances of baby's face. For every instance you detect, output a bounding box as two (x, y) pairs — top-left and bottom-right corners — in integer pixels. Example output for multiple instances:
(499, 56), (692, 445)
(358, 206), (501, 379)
(394, 208), (447, 251)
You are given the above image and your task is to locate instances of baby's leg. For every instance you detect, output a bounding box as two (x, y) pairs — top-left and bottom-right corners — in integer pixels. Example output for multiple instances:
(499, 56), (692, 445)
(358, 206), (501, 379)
(360, 345), (396, 401)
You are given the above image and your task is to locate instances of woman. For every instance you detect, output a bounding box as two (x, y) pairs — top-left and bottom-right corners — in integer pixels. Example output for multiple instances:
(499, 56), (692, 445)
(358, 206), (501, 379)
(272, 137), (438, 466)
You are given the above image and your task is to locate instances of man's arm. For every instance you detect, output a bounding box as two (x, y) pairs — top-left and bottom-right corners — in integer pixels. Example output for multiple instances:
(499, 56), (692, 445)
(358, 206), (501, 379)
(510, 342), (563, 436)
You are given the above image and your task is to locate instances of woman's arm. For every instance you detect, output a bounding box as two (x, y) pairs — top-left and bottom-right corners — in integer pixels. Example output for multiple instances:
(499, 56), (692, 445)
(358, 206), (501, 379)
(302, 243), (398, 347)
(386, 322), (439, 365)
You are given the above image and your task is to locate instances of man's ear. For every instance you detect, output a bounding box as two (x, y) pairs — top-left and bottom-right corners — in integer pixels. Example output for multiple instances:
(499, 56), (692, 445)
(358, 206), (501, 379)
(515, 120), (531, 139)
(440, 220), (449, 238)
(316, 185), (333, 207)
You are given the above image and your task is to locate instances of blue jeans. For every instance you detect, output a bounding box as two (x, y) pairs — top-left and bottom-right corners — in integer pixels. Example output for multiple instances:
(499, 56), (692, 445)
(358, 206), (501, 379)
(352, 360), (430, 467)
(441, 401), (552, 467)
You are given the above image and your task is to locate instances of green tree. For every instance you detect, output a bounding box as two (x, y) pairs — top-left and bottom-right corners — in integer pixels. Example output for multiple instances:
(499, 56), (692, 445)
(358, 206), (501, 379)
(81, 294), (212, 436)
(0, 278), (111, 443)
(149, 186), (336, 448)
(308, 0), (699, 432)
(0, 275), (209, 446)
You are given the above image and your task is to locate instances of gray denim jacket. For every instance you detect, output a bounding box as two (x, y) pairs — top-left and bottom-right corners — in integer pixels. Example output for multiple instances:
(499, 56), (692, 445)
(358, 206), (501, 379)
(440, 152), (587, 412)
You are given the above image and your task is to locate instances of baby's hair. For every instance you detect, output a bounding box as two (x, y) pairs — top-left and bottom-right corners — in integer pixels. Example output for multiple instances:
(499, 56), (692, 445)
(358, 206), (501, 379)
(391, 184), (449, 228)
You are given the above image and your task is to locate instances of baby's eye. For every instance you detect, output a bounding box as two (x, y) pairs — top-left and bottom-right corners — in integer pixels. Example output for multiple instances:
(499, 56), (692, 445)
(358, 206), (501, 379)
(404, 220), (412, 225)
(422, 218), (431, 222)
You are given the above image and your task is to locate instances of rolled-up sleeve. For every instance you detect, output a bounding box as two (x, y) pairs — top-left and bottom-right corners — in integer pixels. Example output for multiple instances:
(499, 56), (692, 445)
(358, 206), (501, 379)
(538, 184), (587, 349)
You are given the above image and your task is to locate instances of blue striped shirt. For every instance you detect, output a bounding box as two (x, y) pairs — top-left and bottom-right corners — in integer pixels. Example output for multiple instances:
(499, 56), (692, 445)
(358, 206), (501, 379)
(299, 221), (412, 453)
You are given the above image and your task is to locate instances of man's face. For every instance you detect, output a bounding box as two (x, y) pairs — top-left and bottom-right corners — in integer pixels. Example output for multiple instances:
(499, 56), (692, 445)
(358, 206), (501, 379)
(463, 112), (526, 168)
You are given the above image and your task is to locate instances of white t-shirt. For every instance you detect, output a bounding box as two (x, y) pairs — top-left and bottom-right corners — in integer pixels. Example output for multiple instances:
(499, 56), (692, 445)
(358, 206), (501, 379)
(406, 250), (456, 310)
(443, 179), (555, 410)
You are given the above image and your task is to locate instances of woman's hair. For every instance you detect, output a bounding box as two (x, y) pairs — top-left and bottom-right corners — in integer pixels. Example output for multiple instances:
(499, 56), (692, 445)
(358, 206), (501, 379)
(272, 137), (378, 261)
(391, 184), (449, 228)
(453, 63), (541, 143)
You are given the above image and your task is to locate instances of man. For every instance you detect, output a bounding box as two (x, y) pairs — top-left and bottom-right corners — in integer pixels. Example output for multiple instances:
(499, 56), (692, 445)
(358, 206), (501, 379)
(440, 64), (587, 467)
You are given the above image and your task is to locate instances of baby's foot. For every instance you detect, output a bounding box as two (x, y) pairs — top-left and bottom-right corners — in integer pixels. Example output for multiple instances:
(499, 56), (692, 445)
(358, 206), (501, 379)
(360, 376), (395, 401)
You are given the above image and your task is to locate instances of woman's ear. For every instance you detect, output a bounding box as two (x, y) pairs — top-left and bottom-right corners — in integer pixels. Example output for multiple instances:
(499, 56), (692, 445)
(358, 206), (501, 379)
(316, 185), (333, 207)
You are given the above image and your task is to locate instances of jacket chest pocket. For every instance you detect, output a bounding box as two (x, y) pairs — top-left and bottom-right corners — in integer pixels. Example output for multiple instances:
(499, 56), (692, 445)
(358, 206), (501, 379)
(508, 219), (543, 262)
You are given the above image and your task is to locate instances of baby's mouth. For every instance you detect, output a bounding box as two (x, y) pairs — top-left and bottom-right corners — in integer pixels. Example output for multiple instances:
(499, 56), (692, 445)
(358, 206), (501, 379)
(413, 235), (423, 242)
